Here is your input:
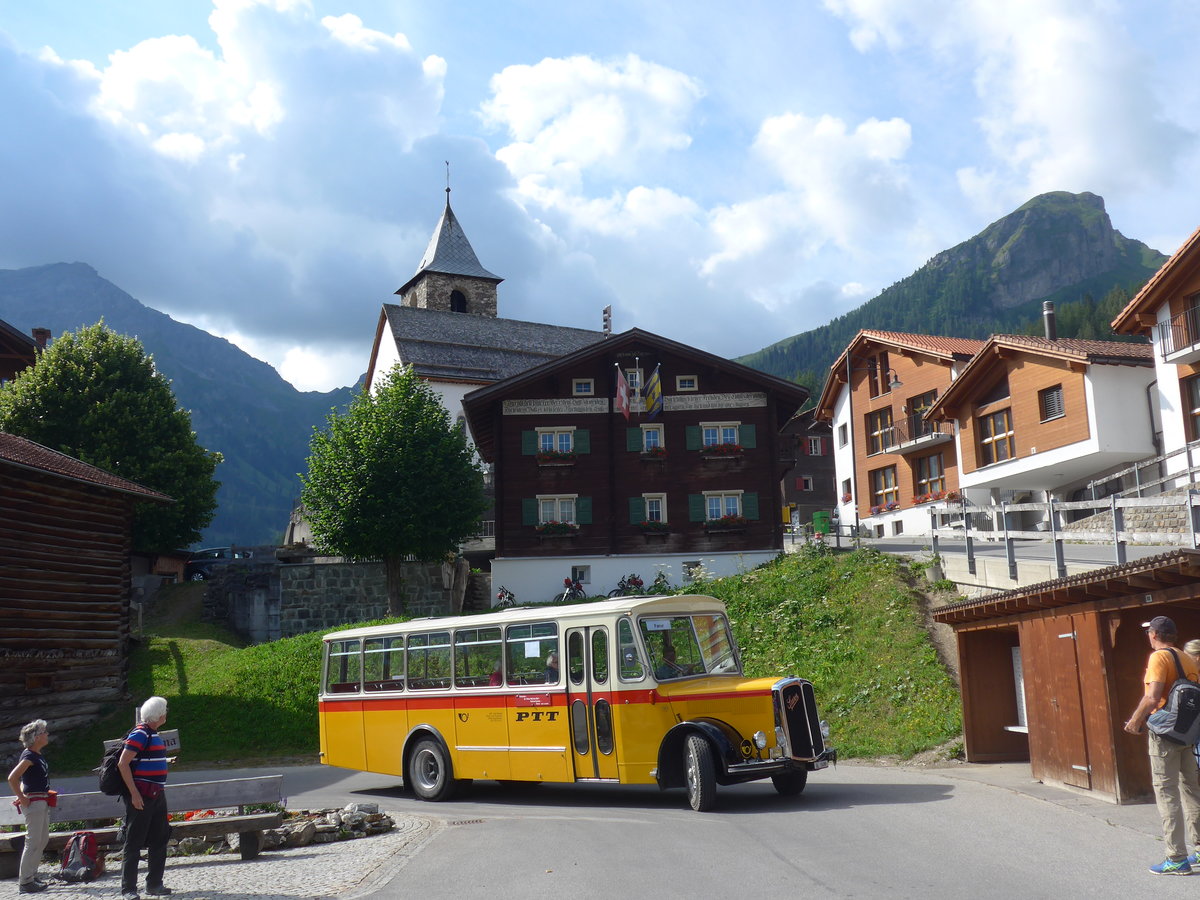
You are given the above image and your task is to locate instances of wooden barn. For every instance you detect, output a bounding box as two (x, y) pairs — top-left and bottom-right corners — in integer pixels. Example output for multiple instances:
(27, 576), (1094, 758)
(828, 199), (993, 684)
(0, 432), (171, 765)
(934, 549), (1200, 803)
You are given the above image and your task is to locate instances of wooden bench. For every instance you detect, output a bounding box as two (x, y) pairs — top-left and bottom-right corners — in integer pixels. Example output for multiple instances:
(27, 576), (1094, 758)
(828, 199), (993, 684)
(0, 775), (284, 879)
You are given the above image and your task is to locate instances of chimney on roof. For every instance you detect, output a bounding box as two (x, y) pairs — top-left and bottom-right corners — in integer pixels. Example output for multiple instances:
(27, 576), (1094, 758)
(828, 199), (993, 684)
(31, 327), (51, 350)
(1042, 301), (1057, 341)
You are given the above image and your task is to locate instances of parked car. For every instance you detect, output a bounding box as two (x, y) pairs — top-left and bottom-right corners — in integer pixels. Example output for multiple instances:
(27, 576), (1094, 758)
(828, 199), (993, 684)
(184, 547), (254, 581)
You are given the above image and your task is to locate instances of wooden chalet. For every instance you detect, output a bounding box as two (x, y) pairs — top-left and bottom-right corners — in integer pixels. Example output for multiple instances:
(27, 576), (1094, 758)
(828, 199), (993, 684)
(0, 433), (172, 765)
(0, 320), (45, 382)
(462, 328), (809, 603)
(934, 549), (1200, 803)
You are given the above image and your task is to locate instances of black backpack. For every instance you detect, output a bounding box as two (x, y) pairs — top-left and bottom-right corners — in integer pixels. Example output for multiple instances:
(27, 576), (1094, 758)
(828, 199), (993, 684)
(1147, 649), (1200, 745)
(96, 733), (140, 796)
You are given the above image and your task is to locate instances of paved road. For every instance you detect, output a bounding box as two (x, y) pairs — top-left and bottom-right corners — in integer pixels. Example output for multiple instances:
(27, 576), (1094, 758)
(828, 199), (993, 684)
(47, 761), (1198, 899)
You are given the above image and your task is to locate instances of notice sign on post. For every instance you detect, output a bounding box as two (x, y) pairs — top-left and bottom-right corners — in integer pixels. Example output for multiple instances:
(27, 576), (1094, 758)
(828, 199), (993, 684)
(102, 729), (181, 754)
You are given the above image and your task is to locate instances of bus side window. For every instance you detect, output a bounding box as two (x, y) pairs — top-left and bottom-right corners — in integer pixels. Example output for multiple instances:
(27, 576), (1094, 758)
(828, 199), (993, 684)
(364, 637), (404, 692)
(505, 622), (558, 685)
(456, 626), (502, 688)
(592, 629), (608, 684)
(325, 639), (361, 694)
(618, 618), (645, 681)
(568, 631), (585, 686)
(408, 631), (452, 690)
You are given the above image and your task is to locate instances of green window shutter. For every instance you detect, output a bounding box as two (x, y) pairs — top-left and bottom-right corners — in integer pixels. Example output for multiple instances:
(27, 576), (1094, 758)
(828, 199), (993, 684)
(739, 424), (757, 449)
(686, 426), (701, 451)
(574, 429), (591, 454)
(627, 427), (643, 452)
(743, 492), (760, 520)
(576, 497), (593, 525)
(522, 431), (538, 455)
(522, 498), (539, 525)
(629, 497), (646, 523)
(688, 494), (705, 522)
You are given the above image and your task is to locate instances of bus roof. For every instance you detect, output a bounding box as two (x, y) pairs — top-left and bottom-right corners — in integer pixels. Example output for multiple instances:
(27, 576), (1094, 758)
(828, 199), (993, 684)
(322, 594), (728, 641)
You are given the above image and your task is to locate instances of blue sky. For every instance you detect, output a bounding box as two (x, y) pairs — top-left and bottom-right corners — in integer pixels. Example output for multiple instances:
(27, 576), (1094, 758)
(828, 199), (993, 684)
(1, 0), (1198, 390)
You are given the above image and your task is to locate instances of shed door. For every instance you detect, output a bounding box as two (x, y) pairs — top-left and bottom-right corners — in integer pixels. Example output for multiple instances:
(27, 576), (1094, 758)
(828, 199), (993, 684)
(1023, 615), (1091, 790)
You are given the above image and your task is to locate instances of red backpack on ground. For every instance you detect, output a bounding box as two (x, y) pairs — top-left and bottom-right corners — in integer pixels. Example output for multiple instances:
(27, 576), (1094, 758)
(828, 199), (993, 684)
(59, 831), (104, 882)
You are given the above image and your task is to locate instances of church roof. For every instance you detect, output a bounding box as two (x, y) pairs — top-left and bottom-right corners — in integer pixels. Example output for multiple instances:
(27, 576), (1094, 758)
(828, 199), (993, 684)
(397, 198), (502, 296)
(378, 305), (604, 384)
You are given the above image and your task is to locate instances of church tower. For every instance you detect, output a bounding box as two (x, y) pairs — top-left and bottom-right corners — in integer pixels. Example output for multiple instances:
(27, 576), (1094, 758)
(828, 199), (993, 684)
(396, 188), (503, 317)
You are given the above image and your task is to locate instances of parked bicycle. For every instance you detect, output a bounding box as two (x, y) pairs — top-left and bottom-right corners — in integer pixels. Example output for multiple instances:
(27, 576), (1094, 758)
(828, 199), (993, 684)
(496, 585), (517, 608)
(607, 573), (645, 597)
(557, 577), (586, 603)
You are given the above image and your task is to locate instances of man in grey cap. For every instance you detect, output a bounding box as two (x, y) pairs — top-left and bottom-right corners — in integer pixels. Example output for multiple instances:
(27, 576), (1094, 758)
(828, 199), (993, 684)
(1125, 615), (1200, 875)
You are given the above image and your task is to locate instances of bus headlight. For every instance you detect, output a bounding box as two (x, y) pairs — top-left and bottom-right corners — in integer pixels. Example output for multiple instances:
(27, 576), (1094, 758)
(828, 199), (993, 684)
(753, 730), (768, 750)
(820, 720), (830, 740)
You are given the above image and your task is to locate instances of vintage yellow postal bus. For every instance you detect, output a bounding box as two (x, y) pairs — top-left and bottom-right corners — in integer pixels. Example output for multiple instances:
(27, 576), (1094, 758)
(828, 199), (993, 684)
(319, 595), (836, 811)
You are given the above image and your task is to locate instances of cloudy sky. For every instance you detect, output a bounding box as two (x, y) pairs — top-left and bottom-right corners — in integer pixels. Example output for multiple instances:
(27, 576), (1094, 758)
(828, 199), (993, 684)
(1, 0), (1197, 391)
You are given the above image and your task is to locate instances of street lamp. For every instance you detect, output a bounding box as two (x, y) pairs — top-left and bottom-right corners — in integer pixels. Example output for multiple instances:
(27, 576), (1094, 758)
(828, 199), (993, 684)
(843, 356), (903, 538)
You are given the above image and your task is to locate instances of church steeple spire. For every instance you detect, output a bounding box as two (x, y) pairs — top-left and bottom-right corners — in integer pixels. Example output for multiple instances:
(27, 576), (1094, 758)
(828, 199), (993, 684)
(396, 179), (502, 317)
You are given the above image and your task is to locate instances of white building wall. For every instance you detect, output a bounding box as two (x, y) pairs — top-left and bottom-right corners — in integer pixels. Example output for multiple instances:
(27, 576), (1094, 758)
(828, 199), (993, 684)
(491, 550), (777, 607)
(1151, 302), (1190, 474)
(831, 387), (856, 527)
(1086, 365), (1156, 456)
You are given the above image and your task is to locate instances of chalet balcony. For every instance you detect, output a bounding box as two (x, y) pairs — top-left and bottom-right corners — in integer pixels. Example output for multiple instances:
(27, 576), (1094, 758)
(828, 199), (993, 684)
(1158, 307), (1200, 364)
(882, 415), (954, 455)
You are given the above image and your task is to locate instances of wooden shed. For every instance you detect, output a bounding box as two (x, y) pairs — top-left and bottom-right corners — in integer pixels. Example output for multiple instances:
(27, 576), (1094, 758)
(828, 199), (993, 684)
(0, 432), (171, 765)
(934, 549), (1200, 803)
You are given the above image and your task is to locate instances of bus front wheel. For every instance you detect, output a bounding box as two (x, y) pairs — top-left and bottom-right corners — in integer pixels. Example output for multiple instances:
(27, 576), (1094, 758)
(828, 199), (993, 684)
(408, 738), (459, 802)
(771, 770), (808, 796)
(685, 734), (716, 812)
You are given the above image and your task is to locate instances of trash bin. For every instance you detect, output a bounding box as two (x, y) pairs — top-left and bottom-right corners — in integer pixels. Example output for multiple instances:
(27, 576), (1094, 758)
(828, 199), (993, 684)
(812, 510), (832, 534)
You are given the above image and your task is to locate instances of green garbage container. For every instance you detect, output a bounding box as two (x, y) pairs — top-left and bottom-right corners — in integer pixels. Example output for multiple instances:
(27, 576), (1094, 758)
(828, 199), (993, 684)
(812, 510), (832, 534)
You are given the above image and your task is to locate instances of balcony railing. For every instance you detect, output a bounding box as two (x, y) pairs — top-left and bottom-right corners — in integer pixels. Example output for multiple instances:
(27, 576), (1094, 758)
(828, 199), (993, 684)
(1158, 306), (1200, 362)
(882, 414), (954, 454)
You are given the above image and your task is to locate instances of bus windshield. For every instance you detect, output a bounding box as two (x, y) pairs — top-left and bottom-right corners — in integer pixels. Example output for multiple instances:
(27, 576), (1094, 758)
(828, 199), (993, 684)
(639, 613), (739, 680)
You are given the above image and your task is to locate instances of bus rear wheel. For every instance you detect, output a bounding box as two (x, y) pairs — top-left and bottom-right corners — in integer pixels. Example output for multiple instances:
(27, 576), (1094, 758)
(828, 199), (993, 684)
(408, 738), (459, 802)
(685, 734), (716, 811)
(771, 770), (808, 796)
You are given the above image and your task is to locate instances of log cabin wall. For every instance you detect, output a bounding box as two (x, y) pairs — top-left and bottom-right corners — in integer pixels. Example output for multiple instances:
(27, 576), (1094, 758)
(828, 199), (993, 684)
(0, 465), (137, 766)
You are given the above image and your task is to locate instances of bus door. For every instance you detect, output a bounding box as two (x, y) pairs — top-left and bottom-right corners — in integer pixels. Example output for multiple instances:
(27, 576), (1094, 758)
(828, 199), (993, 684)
(565, 625), (619, 781)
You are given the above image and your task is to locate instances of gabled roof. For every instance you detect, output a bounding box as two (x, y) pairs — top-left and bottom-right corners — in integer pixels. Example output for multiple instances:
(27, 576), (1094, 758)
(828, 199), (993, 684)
(462, 327), (810, 460)
(396, 199), (502, 296)
(370, 304), (604, 386)
(927, 334), (1152, 419)
(815, 330), (985, 420)
(0, 318), (37, 376)
(1112, 223), (1200, 335)
(0, 432), (172, 502)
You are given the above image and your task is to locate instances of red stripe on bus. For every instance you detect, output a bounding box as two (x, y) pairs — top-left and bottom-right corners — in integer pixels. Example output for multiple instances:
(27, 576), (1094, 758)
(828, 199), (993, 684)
(318, 686), (770, 714)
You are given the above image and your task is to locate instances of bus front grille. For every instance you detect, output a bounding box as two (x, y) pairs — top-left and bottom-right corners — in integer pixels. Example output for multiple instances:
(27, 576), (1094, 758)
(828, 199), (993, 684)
(776, 679), (826, 761)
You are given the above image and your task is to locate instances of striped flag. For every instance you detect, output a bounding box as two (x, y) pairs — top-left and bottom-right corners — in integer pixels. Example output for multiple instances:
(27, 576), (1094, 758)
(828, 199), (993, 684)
(644, 364), (663, 419)
(614, 365), (631, 421)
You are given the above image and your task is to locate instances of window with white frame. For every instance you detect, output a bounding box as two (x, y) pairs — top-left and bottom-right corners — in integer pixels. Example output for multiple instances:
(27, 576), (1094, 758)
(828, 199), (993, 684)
(537, 494), (577, 524)
(799, 476), (814, 492)
(807, 436), (823, 455)
(572, 378), (594, 397)
(838, 423), (848, 447)
(625, 368), (644, 395)
(704, 490), (743, 520)
(676, 375), (698, 391)
(642, 424), (664, 451)
(643, 492), (667, 523)
(701, 421), (740, 446)
(537, 426), (576, 454)
(571, 565), (591, 584)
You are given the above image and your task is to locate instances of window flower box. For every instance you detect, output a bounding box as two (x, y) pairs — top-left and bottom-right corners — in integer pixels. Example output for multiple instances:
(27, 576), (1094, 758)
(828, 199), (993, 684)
(640, 446), (668, 460)
(869, 502), (901, 515)
(637, 520), (670, 536)
(535, 521), (579, 536)
(699, 443), (743, 457)
(536, 450), (577, 466)
(911, 490), (947, 505)
(705, 514), (748, 533)
(841, 493), (853, 503)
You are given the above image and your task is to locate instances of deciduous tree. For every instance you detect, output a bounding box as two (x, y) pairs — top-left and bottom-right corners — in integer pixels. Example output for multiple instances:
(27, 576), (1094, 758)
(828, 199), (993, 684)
(300, 364), (487, 613)
(0, 321), (221, 551)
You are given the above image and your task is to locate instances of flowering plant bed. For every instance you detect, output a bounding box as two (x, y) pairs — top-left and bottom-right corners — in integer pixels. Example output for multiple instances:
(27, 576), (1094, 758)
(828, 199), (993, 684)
(705, 514), (748, 531)
(535, 521), (579, 536)
(536, 450), (577, 464)
(841, 493), (853, 503)
(636, 520), (670, 533)
(640, 446), (668, 459)
(699, 442), (743, 457)
(869, 502), (901, 515)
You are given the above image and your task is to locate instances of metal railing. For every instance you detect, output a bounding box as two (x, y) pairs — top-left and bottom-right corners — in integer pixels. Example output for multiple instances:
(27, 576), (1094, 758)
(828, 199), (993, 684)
(882, 414), (953, 450)
(1081, 440), (1200, 501)
(1157, 306), (1200, 357)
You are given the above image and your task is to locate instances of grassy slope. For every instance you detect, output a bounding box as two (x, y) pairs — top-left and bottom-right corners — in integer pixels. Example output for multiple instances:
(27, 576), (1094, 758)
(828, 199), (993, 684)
(51, 549), (960, 772)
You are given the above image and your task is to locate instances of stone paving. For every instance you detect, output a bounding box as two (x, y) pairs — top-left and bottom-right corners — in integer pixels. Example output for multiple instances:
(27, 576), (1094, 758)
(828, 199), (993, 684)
(16, 814), (441, 900)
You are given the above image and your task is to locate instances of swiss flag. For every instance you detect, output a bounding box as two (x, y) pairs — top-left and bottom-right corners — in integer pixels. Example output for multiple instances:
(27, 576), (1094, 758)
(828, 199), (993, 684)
(615, 366), (631, 421)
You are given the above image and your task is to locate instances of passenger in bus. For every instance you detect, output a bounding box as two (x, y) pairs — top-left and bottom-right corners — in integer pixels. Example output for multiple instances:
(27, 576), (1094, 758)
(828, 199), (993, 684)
(489, 661), (503, 686)
(544, 651), (559, 684)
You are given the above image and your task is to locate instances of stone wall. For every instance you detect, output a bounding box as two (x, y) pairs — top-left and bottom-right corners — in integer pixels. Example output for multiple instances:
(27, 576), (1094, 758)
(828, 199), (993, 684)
(205, 552), (476, 642)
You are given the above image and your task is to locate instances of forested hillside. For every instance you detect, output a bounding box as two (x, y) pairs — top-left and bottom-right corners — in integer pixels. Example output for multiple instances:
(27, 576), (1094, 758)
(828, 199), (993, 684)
(739, 192), (1163, 394)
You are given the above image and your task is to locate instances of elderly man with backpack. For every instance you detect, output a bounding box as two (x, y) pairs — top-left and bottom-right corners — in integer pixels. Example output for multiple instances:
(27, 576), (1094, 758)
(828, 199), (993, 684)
(116, 697), (172, 900)
(1124, 616), (1200, 875)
